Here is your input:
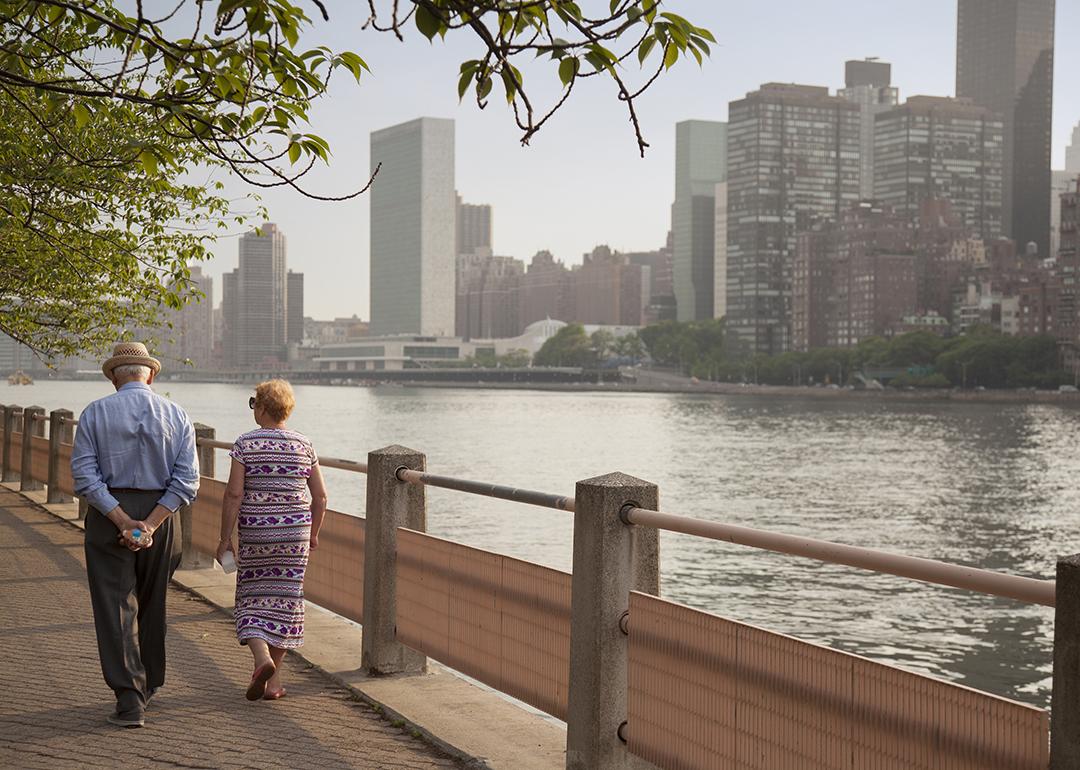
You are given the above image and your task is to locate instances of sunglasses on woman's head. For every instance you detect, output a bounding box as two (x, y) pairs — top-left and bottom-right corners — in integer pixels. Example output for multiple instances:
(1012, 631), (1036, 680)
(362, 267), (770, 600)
(248, 396), (256, 410)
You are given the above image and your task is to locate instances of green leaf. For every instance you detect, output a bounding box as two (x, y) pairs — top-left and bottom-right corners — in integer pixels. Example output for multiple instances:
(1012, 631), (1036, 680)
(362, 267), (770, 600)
(73, 103), (90, 129)
(695, 27), (717, 44)
(638, 37), (656, 65)
(477, 76), (492, 100)
(659, 12), (691, 26)
(668, 24), (688, 49)
(558, 57), (578, 86)
(585, 51), (609, 73)
(415, 5), (441, 41)
(663, 44), (679, 70)
(458, 70), (473, 101)
(337, 51), (370, 80)
(281, 22), (299, 48)
(287, 142), (301, 164)
(500, 69), (517, 103)
(138, 150), (158, 175)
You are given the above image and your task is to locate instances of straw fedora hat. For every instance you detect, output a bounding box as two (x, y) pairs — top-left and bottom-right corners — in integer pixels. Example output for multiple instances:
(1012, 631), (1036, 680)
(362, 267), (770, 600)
(101, 342), (162, 379)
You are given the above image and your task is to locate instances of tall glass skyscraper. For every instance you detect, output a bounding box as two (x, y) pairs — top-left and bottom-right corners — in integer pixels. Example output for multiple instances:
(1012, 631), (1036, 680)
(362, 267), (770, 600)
(1052, 170), (1076, 258)
(672, 120), (727, 322)
(726, 84), (861, 356)
(287, 271), (304, 347)
(226, 223), (288, 367)
(957, 0), (1054, 255)
(455, 195), (493, 258)
(837, 59), (899, 200)
(874, 96), (1004, 242)
(1067, 122), (1080, 174)
(370, 117), (456, 337)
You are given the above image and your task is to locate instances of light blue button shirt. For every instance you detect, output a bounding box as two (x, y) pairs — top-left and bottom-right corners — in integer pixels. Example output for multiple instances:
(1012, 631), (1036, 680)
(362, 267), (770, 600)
(71, 382), (199, 514)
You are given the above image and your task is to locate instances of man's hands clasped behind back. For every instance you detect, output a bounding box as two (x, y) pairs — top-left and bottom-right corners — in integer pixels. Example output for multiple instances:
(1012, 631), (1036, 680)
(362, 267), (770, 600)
(111, 508), (154, 551)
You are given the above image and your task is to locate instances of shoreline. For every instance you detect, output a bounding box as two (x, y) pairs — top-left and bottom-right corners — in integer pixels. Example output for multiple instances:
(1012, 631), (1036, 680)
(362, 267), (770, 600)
(387, 379), (1080, 405)
(13, 372), (1080, 406)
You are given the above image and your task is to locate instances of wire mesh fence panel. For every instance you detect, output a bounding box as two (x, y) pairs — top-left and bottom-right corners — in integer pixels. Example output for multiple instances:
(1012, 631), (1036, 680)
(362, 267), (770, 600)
(627, 591), (1049, 770)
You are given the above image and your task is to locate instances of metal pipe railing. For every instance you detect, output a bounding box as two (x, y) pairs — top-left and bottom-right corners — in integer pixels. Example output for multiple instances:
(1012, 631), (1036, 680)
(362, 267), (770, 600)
(198, 438), (232, 451)
(396, 467), (575, 512)
(188, 434), (1052, 605)
(195, 437), (368, 474)
(196, 437), (570, 508)
(320, 456), (368, 473)
(623, 507), (1056, 607)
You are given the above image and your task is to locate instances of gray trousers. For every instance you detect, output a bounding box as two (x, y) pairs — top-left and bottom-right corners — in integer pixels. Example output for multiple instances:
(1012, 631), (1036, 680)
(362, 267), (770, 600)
(84, 490), (179, 718)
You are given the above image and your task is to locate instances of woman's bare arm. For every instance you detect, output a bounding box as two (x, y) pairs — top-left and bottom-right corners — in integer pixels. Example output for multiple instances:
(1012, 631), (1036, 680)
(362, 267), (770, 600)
(217, 458), (245, 559)
(308, 463), (328, 549)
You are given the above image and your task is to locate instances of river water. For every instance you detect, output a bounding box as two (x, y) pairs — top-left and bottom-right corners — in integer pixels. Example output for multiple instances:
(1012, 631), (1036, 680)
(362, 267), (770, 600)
(6, 379), (1077, 708)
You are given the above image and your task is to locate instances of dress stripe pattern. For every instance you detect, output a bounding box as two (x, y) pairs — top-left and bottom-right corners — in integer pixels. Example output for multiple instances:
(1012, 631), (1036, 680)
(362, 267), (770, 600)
(230, 428), (318, 649)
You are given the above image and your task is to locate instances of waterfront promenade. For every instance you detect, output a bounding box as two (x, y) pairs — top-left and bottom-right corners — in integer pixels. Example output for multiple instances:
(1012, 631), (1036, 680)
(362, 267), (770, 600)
(0, 486), (463, 770)
(1, 399), (1075, 769)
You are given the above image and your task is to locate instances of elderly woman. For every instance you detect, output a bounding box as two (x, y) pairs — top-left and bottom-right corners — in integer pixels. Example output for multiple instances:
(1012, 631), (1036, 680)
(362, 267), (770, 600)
(216, 379), (327, 701)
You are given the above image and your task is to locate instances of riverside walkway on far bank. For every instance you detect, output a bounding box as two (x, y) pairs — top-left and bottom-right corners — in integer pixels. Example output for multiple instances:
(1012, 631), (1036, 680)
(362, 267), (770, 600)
(0, 487), (463, 770)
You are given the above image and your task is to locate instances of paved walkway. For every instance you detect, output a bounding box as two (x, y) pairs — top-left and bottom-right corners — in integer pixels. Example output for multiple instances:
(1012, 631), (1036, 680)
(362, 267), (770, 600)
(0, 488), (463, 769)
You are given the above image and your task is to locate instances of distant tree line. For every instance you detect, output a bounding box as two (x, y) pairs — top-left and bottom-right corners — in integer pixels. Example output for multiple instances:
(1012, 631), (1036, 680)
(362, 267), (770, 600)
(533, 325), (647, 368)
(632, 320), (1071, 389)
(529, 319), (1071, 389)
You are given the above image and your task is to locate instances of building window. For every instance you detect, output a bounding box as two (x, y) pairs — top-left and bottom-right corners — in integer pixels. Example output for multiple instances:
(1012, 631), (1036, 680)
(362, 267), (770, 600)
(326, 345), (385, 358)
(403, 346), (460, 359)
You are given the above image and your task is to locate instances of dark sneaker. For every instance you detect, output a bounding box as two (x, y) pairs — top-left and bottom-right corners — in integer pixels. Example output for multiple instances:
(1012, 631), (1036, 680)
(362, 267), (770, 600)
(107, 712), (145, 728)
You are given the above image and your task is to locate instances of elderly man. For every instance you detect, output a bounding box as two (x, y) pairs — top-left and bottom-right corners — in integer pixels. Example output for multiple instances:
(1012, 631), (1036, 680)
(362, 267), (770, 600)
(72, 342), (199, 728)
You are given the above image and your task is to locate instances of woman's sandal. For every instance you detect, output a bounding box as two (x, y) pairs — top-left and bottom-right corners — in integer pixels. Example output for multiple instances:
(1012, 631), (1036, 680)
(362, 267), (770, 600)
(245, 661), (276, 701)
(263, 687), (286, 700)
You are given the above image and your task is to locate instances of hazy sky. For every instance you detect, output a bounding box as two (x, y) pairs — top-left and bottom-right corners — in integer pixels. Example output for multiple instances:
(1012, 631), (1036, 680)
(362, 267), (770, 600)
(202, 1), (1080, 320)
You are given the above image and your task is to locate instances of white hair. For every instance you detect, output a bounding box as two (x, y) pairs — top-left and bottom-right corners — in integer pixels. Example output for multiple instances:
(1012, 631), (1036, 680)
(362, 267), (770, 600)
(112, 364), (151, 380)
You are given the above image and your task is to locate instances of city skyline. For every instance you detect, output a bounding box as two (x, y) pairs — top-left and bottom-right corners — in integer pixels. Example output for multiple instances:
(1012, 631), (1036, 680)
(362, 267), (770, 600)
(194, 2), (1079, 321)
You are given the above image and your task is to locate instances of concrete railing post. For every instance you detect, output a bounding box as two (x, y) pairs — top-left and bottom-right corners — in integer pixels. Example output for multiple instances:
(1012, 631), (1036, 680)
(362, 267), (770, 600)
(20, 406), (45, 491)
(1, 405), (21, 482)
(1051, 554), (1080, 769)
(362, 445), (427, 675)
(178, 423), (216, 569)
(565, 472), (660, 770)
(194, 423), (216, 480)
(47, 409), (74, 503)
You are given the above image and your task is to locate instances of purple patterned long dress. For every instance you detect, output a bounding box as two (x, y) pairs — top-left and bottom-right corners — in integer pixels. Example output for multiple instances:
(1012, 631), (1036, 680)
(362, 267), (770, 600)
(229, 428), (318, 649)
